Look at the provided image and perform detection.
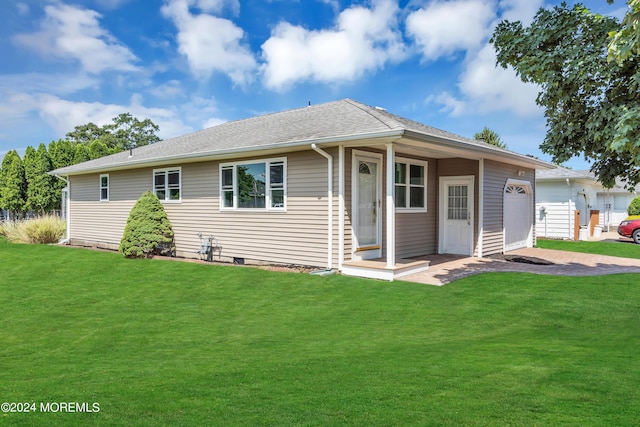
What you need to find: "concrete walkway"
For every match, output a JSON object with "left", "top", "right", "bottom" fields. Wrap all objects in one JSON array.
[{"left": 402, "top": 246, "right": 640, "bottom": 286}]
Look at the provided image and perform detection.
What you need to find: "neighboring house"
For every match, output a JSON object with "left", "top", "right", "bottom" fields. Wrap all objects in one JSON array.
[
  {"left": 51, "top": 99, "right": 551, "bottom": 280},
  {"left": 536, "top": 167, "right": 639, "bottom": 239}
]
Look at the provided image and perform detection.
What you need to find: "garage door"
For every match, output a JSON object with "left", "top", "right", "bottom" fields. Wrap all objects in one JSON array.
[{"left": 504, "top": 183, "right": 532, "bottom": 252}]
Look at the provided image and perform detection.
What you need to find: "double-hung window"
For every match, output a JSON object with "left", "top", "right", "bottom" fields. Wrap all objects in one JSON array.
[
  {"left": 394, "top": 158, "right": 427, "bottom": 212},
  {"left": 154, "top": 168, "right": 181, "bottom": 202},
  {"left": 220, "top": 158, "right": 286, "bottom": 210},
  {"left": 100, "top": 174, "right": 109, "bottom": 201}
]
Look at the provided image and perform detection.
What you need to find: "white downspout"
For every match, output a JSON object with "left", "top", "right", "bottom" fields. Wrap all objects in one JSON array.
[
  {"left": 338, "top": 145, "right": 345, "bottom": 271},
  {"left": 566, "top": 178, "right": 572, "bottom": 239},
  {"left": 54, "top": 174, "right": 70, "bottom": 244},
  {"left": 311, "top": 144, "right": 333, "bottom": 270},
  {"left": 477, "top": 159, "right": 484, "bottom": 257}
]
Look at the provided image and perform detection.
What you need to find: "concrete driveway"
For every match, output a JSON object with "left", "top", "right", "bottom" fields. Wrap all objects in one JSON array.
[{"left": 402, "top": 245, "right": 640, "bottom": 286}]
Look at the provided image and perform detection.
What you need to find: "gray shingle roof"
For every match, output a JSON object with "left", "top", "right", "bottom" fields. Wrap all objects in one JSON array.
[
  {"left": 536, "top": 167, "right": 588, "bottom": 180},
  {"left": 537, "top": 167, "right": 640, "bottom": 192},
  {"left": 51, "top": 98, "right": 545, "bottom": 175}
]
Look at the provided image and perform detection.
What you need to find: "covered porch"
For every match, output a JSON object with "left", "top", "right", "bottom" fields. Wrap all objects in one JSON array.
[{"left": 331, "top": 138, "right": 479, "bottom": 281}]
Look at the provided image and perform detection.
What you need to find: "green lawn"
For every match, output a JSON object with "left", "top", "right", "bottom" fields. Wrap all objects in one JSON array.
[
  {"left": 537, "top": 237, "right": 640, "bottom": 259},
  {"left": 2, "top": 238, "right": 640, "bottom": 426}
]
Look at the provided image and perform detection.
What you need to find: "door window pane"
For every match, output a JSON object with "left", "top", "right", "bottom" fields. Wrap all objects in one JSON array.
[
  {"left": 448, "top": 185, "right": 468, "bottom": 220},
  {"left": 357, "top": 161, "right": 377, "bottom": 246}
]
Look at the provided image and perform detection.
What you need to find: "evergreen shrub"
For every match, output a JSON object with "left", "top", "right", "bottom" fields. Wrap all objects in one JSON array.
[
  {"left": 119, "top": 191, "right": 175, "bottom": 258},
  {"left": 628, "top": 196, "right": 640, "bottom": 216}
]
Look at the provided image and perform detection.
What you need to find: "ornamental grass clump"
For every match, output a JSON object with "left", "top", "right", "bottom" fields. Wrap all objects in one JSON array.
[
  {"left": 0, "top": 215, "right": 66, "bottom": 244},
  {"left": 119, "top": 191, "right": 175, "bottom": 258}
]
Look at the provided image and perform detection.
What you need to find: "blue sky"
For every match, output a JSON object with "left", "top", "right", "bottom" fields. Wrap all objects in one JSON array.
[{"left": 0, "top": 0, "right": 627, "bottom": 169}]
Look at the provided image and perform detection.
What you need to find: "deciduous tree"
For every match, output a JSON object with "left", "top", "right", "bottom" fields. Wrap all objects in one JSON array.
[
  {"left": 492, "top": 3, "right": 639, "bottom": 188},
  {"left": 65, "top": 113, "right": 160, "bottom": 152}
]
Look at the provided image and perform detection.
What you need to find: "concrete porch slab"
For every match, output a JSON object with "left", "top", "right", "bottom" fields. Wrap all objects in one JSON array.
[{"left": 400, "top": 248, "right": 640, "bottom": 286}]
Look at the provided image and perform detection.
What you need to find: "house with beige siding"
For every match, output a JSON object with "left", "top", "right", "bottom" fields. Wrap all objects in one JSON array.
[{"left": 51, "top": 99, "right": 551, "bottom": 280}]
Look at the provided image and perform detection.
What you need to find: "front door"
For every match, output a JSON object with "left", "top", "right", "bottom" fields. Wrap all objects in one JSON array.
[
  {"left": 440, "top": 176, "right": 474, "bottom": 255},
  {"left": 353, "top": 152, "right": 382, "bottom": 260}
]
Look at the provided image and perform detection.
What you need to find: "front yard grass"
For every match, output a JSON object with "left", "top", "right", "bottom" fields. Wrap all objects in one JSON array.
[
  {"left": 537, "top": 237, "right": 640, "bottom": 259},
  {"left": 2, "top": 238, "right": 640, "bottom": 426}
]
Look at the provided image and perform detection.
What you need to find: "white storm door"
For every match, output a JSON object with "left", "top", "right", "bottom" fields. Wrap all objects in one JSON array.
[
  {"left": 353, "top": 152, "right": 382, "bottom": 260},
  {"left": 440, "top": 177, "right": 474, "bottom": 256}
]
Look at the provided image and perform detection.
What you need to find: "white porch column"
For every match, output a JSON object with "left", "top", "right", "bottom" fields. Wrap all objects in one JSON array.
[{"left": 386, "top": 143, "right": 396, "bottom": 268}]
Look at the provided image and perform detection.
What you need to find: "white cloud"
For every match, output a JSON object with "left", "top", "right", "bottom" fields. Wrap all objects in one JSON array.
[
  {"left": 12, "top": 3, "right": 138, "bottom": 74},
  {"left": 0, "top": 93, "right": 191, "bottom": 142},
  {"left": 319, "top": 0, "right": 340, "bottom": 14},
  {"left": 148, "top": 80, "right": 186, "bottom": 99},
  {"left": 455, "top": 44, "right": 540, "bottom": 116},
  {"left": 406, "top": 0, "right": 495, "bottom": 61},
  {"left": 194, "top": 0, "right": 240, "bottom": 15},
  {"left": 16, "top": 2, "right": 29, "bottom": 16},
  {"left": 497, "top": 0, "right": 543, "bottom": 26},
  {"left": 422, "top": 0, "right": 543, "bottom": 118},
  {"left": 95, "top": 0, "right": 132, "bottom": 9},
  {"left": 261, "top": 0, "right": 406, "bottom": 91},
  {"left": 425, "top": 92, "right": 466, "bottom": 116},
  {"left": 161, "top": 0, "right": 256, "bottom": 85},
  {"left": 0, "top": 72, "right": 100, "bottom": 97}
]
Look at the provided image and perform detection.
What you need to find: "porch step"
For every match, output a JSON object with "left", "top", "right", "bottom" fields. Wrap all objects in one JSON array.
[{"left": 341, "top": 258, "right": 430, "bottom": 281}]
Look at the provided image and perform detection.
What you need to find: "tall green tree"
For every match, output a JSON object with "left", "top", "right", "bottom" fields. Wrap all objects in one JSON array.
[
  {"left": 73, "top": 144, "right": 91, "bottom": 164},
  {"left": 24, "top": 144, "right": 56, "bottom": 214},
  {"left": 48, "top": 139, "right": 75, "bottom": 210},
  {"left": 106, "top": 113, "right": 161, "bottom": 151},
  {"left": 0, "top": 150, "right": 27, "bottom": 218},
  {"left": 65, "top": 113, "right": 160, "bottom": 152},
  {"left": 88, "top": 139, "right": 111, "bottom": 160},
  {"left": 64, "top": 122, "right": 108, "bottom": 145},
  {"left": 474, "top": 127, "right": 507, "bottom": 149},
  {"left": 608, "top": 0, "right": 640, "bottom": 66},
  {"left": 48, "top": 139, "right": 76, "bottom": 170},
  {"left": 491, "top": 3, "right": 639, "bottom": 188},
  {"left": 607, "top": 0, "right": 640, "bottom": 168}
]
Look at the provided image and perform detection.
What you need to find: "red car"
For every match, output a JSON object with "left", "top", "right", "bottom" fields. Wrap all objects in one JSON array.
[{"left": 617, "top": 217, "right": 640, "bottom": 244}]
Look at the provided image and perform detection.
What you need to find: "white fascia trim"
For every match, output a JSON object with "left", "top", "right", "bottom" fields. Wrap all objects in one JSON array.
[{"left": 402, "top": 131, "right": 554, "bottom": 169}]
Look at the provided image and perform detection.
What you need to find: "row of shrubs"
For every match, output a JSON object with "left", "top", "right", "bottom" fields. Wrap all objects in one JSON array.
[{"left": 0, "top": 215, "right": 66, "bottom": 244}]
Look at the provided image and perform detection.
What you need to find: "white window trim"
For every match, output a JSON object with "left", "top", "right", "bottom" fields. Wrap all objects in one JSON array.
[
  {"left": 395, "top": 157, "right": 428, "bottom": 213},
  {"left": 99, "top": 174, "right": 109, "bottom": 202},
  {"left": 219, "top": 157, "right": 287, "bottom": 212},
  {"left": 153, "top": 167, "right": 182, "bottom": 203}
]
